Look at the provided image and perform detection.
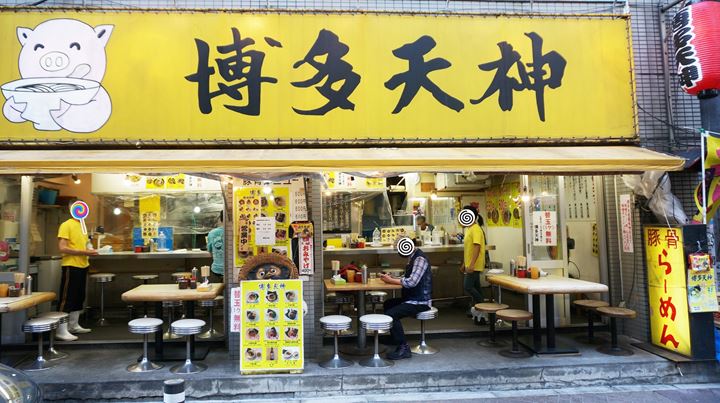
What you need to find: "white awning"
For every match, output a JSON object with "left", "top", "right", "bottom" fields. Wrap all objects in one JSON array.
[{"left": 0, "top": 146, "right": 684, "bottom": 174}]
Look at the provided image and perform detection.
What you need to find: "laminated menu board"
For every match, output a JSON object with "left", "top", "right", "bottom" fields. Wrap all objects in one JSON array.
[{"left": 240, "top": 279, "right": 303, "bottom": 374}]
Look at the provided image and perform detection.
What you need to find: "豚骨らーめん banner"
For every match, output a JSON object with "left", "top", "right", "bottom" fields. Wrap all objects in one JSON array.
[{"left": 0, "top": 11, "right": 637, "bottom": 145}]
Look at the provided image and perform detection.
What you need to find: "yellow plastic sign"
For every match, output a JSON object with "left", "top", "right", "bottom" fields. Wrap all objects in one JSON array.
[
  {"left": 644, "top": 226, "right": 692, "bottom": 357},
  {"left": 240, "top": 280, "right": 303, "bottom": 373},
  {"left": 0, "top": 11, "right": 636, "bottom": 144}
]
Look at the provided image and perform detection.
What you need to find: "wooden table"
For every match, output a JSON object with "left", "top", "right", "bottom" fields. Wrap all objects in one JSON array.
[
  {"left": 122, "top": 284, "right": 224, "bottom": 361},
  {"left": 488, "top": 275, "right": 608, "bottom": 355},
  {"left": 324, "top": 278, "right": 402, "bottom": 354},
  {"left": 0, "top": 292, "right": 56, "bottom": 362}
]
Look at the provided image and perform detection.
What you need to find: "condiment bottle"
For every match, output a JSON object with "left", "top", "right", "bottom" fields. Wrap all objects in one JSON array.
[
  {"left": 191, "top": 267, "right": 198, "bottom": 282},
  {"left": 361, "top": 264, "right": 368, "bottom": 284},
  {"left": 25, "top": 275, "right": 32, "bottom": 296}
]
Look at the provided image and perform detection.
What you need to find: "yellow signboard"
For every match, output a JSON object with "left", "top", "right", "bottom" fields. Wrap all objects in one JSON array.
[
  {"left": 0, "top": 11, "right": 636, "bottom": 144},
  {"left": 240, "top": 280, "right": 303, "bottom": 373},
  {"left": 644, "top": 226, "right": 692, "bottom": 356}
]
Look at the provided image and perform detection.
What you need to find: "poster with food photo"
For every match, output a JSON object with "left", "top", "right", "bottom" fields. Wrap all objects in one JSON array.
[{"left": 240, "top": 279, "right": 304, "bottom": 374}]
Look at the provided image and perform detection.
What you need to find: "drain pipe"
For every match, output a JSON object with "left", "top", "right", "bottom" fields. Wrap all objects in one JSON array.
[
  {"left": 18, "top": 176, "right": 33, "bottom": 275},
  {"left": 613, "top": 176, "right": 626, "bottom": 306},
  {"left": 658, "top": 3, "right": 676, "bottom": 147}
]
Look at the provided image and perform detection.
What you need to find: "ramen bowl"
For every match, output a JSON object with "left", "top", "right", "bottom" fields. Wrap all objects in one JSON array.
[{"left": 1, "top": 77, "right": 100, "bottom": 130}]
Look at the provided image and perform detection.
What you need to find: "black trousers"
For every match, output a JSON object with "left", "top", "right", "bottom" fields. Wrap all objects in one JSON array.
[
  {"left": 58, "top": 266, "right": 88, "bottom": 313},
  {"left": 383, "top": 298, "right": 430, "bottom": 346}
]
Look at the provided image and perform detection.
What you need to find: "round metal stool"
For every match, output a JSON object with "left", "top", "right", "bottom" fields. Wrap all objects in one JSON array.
[
  {"left": 89, "top": 273, "right": 115, "bottom": 326},
  {"left": 319, "top": 315, "right": 354, "bottom": 369},
  {"left": 573, "top": 299, "right": 609, "bottom": 345},
  {"left": 475, "top": 302, "right": 509, "bottom": 348},
  {"left": 366, "top": 291, "right": 387, "bottom": 313},
  {"left": 163, "top": 301, "right": 183, "bottom": 340},
  {"left": 359, "top": 314, "right": 393, "bottom": 368},
  {"left": 127, "top": 317, "right": 164, "bottom": 372},
  {"left": 170, "top": 319, "right": 207, "bottom": 374},
  {"left": 596, "top": 306, "right": 637, "bottom": 356},
  {"left": 133, "top": 274, "right": 159, "bottom": 317},
  {"left": 19, "top": 317, "right": 59, "bottom": 371},
  {"left": 37, "top": 311, "right": 69, "bottom": 360},
  {"left": 412, "top": 306, "right": 438, "bottom": 355},
  {"left": 197, "top": 296, "right": 224, "bottom": 339},
  {"left": 496, "top": 309, "right": 533, "bottom": 359}
]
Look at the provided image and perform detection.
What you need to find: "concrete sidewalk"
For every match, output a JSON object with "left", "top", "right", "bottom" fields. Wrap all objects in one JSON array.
[{"left": 11, "top": 335, "right": 720, "bottom": 401}]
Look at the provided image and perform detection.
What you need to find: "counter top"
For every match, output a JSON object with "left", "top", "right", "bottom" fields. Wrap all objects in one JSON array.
[
  {"left": 121, "top": 283, "right": 224, "bottom": 302},
  {"left": 324, "top": 278, "right": 402, "bottom": 292},
  {"left": 324, "top": 244, "right": 463, "bottom": 255},
  {"left": 91, "top": 251, "right": 211, "bottom": 260},
  {"left": 488, "top": 274, "right": 608, "bottom": 295},
  {"left": 0, "top": 292, "right": 56, "bottom": 313}
]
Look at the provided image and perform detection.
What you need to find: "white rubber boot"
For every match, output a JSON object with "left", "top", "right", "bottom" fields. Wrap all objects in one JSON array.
[
  {"left": 55, "top": 321, "right": 79, "bottom": 341},
  {"left": 68, "top": 311, "right": 92, "bottom": 334}
]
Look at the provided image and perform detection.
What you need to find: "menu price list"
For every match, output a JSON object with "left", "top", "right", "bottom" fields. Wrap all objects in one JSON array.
[{"left": 240, "top": 280, "right": 303, "bottom": 373}]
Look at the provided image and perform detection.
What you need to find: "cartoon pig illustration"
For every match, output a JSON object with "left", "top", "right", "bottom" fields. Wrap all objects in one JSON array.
[{"left": 1, "top": 19, "right": 113, "bottom": 132}]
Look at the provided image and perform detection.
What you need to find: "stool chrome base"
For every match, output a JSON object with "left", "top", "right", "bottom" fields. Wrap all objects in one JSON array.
[
  {"left": 359, "top": 354, "right": 393, "bottom": 368},
  {"left": 96, "top": 317, "right": 110, "bottom": 327},
  {"left": 197, "top": 328, "right": 223, "bottom": 339},
  {"left": 499, "top": 348, "right": 533, "bottom": 358},
  {"left": 411, "top": 341, "right": 437, "bottom": 355},
  {"left": 597, "top": 345, "right": 634, "bottom": 356},
  {"left": 46, "top": 347, "right": 68, "bottom": 361},
  {"left": 477, "top": 339, "right": 508, "bottom": 348},
  {"left": 170, "top": 359, "right": 207, "bottom": 374},
  {"left": 127, "top": 359, "right": 163, "bottom": 372},
  {"left": 18, "top": 356, "right": 56, "bottom": 371},
  {"left": 163, "top": 329, "right": 182, "bottom": 340},
  {"left": 319, "top": 354, "right": 354, "bottom": 369}
]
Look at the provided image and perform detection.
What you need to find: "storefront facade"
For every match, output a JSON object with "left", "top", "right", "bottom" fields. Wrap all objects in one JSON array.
[{"left": 0, "top": 0, "right": 707, "bottom": 374}]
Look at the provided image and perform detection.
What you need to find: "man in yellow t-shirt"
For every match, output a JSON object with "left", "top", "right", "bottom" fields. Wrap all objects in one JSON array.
[
  {"left": 57, "top": 201, "right": 97, "bottom": 339},
  {"left": 460, "top": 205, "right": 487, "bottom": 321}
]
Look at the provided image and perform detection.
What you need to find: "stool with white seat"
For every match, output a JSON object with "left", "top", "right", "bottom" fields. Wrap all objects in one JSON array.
[
  {"left": 37, "top": 311, "right": 69, "bottom": 360},
  {"left": 127, "top": 317, "right": 164, "bottom": 372},
  {"left": 198, "top": 296, "right": 224, "bottom": 339},
  {"left": 475, "top": 302, "right": 509, "bottom": 347},
  {"left": 170, "top": 319, "right": 207, "bottom": 374},
  {"left": 89, "top": 273, "right": 115, "bottom": 326},
  {"left": 412, "top": 306, "right": 438, "bottom": 355},
  {"left": 163, "top": 300, "right": 183, "bottom": 340},
  {"left": 359, "top": 314, "right": 393, "bottom": 368},
  {"left": 366, "top": 291, "right": 387, "bottom": 313},
  {"left": 18, "top": 317, "right": 59, "bottom": 371},
  {"left": 496, "top": 309, "right": 533, "bottom": 359},
  {"left": 319, "top": 315, "right": 354, "bottom": 369},
  {"left": 132, "top": 274, "right": 159, "bottom": 317}
]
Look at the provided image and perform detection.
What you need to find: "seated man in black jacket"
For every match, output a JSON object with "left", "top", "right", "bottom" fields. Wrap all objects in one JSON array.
[{"left": 380, "top": 238, "right": 432, "bottom": 360}]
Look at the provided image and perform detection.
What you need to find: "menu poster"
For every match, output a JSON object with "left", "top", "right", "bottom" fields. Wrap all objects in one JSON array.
[
  {"left": 234, "top": 186, "right": 261, "bottom": 268},
  {"left": 139, "top": 195, "right": 161, "bottom": 241},
  {"left": 240, "top": 280, "right": 304, "bottom": 374},
  {"left": 485, "top": 182, "right": 521, "bottom": 228},
  {"left": 565, "top": 176, "right": 597, "bottom": 221},
  {"left": 687, "top": 253, "right": 719, "bottom": 313},
  {"left": 532, "top": 211, "right": 557, "bottom": 246}
]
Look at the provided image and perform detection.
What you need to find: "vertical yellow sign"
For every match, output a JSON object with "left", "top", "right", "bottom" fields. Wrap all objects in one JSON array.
[
  {"left": 240, "top": 279, "right": 303, "bottom": 373},
  {"left": 644, "top": 226, "right": 692, "bottom": 356}
]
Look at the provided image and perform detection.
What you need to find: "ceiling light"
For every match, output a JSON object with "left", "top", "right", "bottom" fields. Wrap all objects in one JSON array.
[
  {"left": 193, "top": 206, "right": 201, "bottom": 214},
  {"left": 262, "top": 182, "right": 273, "bottom": 195},
  {"left": 72, "top": 174, "right": 81, "bottom": 184},
  {"left": 113, "top": 207, "right": 122, "bottom": 215},
  {"left": 430, "top": 190, "right": 438, "bottom": 200},
  {"left": 521, "top": 186, "right": 531, "bottom": 203}
]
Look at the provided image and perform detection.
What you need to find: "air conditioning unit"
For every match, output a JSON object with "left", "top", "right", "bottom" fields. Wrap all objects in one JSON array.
[{"left": 435, "top": 173, "right": 490, "bottom": 191}]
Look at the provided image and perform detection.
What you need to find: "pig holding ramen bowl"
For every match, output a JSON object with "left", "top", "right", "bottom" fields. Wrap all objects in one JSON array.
[{"left": 2, "top": 19, "right": 113, "bottom": 132}]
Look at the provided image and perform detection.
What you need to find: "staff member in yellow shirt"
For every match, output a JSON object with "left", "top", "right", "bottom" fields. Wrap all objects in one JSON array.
[
  {"left": 57, "top": 200, "right": 97, "bottom": 339},
  {"left": 460, "top": 205, "right": 487, "bottom": 320}
]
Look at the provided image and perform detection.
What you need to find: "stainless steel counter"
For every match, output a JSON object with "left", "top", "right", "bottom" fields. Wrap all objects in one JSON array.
[
  {"left": 90, "top": 251, "right": 211, "bottom": 260},
  {"left": 323, "top": 244, "right": 463, "bottom": 255}
]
